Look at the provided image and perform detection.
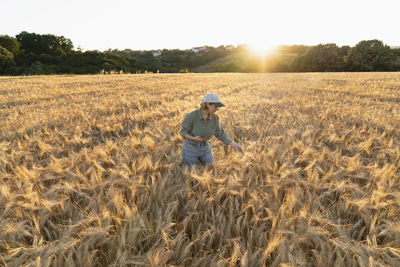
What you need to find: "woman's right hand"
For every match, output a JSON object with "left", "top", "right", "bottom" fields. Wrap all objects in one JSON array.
[{"left": 192, "top": 136, "right": 205, "bottom": 142}]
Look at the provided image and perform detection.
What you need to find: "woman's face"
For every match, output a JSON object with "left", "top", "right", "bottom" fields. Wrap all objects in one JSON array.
[{"left": 207, "top": 103, "right": 219, "bottom": 114}]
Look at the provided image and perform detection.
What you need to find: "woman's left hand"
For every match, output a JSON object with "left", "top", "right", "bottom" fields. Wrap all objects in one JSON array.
[{"left": 230, "top": 142, "right": 244, "bottom": 154}]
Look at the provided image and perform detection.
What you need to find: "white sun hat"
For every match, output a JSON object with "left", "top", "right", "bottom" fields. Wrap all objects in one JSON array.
[{"left": 202, "top": 93, "right": 225, "bottom": 107}]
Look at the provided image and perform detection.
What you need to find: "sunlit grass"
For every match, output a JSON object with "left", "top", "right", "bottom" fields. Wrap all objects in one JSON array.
[{"left": 1, "top": 72, "right": 400, "bottom": 266}]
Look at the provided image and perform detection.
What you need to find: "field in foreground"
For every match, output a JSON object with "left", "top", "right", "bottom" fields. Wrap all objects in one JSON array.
[{"left": 1, "top": 73, "right": 400, "bottom": 266}]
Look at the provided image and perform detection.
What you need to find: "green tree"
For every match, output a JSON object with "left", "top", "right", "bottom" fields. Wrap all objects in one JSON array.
[
  {"left": 276, "top": 44, "right": 309, "bottom": 55},
  {"left": 345, "top": 39, "right": 396, "bottom": 71},
  {"left": 288, "top": 44, "right": 345, "bottom": 72},
  {"left": 288, "top": 52, "right": 310, "bottom": 72},
  {"left": 103, "top": 51, "right": 140, "bottom": 73},
  {"left": 24, "top": 61, "right": 46, "bottom": 75},
  {"left": 390, "top": 48, "right": 400, "bottom": 71},
  {"left": 0, "top": 35, "right": 20, "bottom": 55},
  {"left": 392, "top": 48, "right": 400, "bottom": 57},
  {"left": 16, "top": 31, "right": 73, "bottom": 56},
  {"left": 74, "top": 51, "right": 105, "bottom": 74},
  {"left": 214, "top": 59, "right": 243, "bottom": 72},
  {"left": 0, "top": 46, "right": 15, "bottom": 74}
]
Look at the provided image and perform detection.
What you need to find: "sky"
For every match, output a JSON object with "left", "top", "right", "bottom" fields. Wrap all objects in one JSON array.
[{"left": 2, "top": 0, "right": 399, "bottom": 52}]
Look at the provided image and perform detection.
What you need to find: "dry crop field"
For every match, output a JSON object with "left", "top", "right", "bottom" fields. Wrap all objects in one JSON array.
[{"left": 1, "top": 73, "right": 400, "bottom": 266}]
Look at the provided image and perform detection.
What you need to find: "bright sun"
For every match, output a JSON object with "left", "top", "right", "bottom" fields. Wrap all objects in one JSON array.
[{"left": 248, "top": 42, "right": 277, "bottom": 56}]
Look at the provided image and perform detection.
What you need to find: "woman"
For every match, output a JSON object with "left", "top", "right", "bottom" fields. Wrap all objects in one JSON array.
[{"left": 180, "top": 93, "right": 244, "bottom": 166}]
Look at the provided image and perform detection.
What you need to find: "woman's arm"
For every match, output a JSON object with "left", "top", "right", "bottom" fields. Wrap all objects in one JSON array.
[
  {"left": 184, "top": 134, "right": 205, "bottom": 142},
  {"left": 180, "top": 112, "right": 194, "bottom": 139},
  {"left": 214, "top": 115, "right": 233, "bottom": 145},
  {"left": 215, "top": 116, "right": 244, "bottom": 153}
]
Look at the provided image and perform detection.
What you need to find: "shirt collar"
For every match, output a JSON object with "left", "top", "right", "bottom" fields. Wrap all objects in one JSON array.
[{"left": 198, "top": 108, "right": 213, "bottom": 120}]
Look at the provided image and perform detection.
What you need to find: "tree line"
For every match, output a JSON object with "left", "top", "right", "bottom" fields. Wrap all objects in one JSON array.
[{"left": 0, "top": 31, "right": 399, "bottom": 75}]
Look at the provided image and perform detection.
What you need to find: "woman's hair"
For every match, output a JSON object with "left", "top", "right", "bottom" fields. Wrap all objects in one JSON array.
[
  {"left": 199, "top": 102, "right": 216, "bottom": 119},
  {"left": 200, "top": 101, "right": 208, "bottom": 110}
]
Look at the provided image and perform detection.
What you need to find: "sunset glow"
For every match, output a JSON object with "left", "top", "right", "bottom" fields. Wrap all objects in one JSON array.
[{"left": 1, "top": 0, "right": 400, "bottom": 51}]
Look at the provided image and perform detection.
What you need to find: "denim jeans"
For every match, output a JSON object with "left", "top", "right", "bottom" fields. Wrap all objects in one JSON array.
[{"left": 182, "top": 139, "right": 214, "bottom": 166}]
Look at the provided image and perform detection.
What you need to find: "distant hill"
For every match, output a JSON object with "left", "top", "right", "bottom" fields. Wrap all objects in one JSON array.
[
  {"left": 192, "top": 54, "right": 238, "bottom": 72},
  {"left": 192, "top": 50, "right": 301, "bottom": 73}
]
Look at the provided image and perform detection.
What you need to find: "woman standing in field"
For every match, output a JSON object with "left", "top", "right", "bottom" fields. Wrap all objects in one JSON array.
[{"left": 180, "top": 93, "right": 244, "bottom": 166}]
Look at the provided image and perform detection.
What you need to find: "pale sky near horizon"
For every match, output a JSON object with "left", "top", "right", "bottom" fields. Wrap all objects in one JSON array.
[{"left": 1, "top": 0, "right": 399, "bottom": 52}]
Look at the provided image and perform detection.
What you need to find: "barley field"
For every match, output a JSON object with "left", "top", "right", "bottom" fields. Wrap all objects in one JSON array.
[{"left": 1, "top": 73, "right": 400, "bottom": 266}]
